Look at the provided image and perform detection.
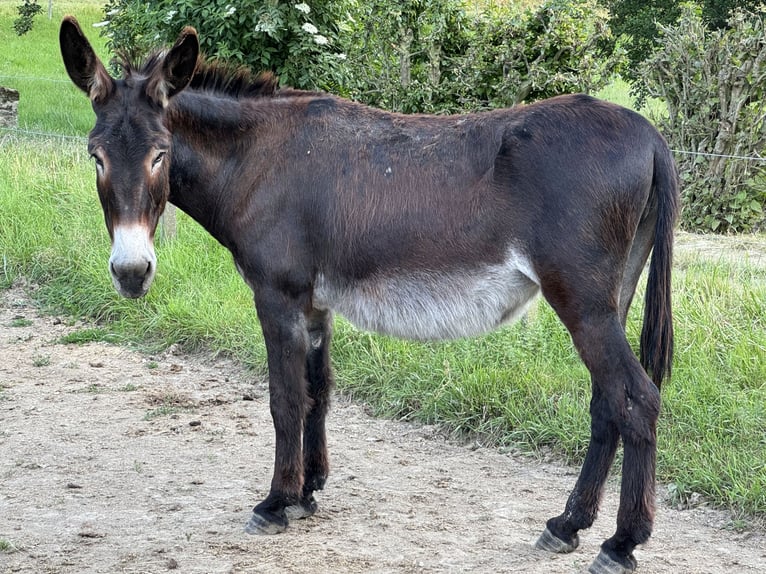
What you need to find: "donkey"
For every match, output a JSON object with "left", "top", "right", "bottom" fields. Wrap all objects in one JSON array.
[{"left": 60, "top": 17, "right": 678, "bottom": 574}]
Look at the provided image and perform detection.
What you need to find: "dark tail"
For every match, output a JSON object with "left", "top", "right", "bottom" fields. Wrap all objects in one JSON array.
[{"left": 640, "top": 142, "right": 679, "bottom": 389}]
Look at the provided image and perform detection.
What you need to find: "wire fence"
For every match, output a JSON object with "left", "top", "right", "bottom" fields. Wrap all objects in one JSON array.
[
  {"left": 3, "top": 125, "right": 766, "bottom": 167},
  {"left": 2, "top": 75, "right": 766, "bottom": 167},
  {"left": 0, "top": 126, "right": 87, "bottom": 143}
]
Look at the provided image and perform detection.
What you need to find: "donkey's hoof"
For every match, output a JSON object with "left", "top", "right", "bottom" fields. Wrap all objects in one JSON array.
[
  {"left": 244, "top": 510, "right": 288, "bottom": 535},
  {"left": 588, "top": 549, "right": 636, "bottom": 574},
  {"left": 535, "top": 527, "right": 579, "bottom": 554},
  {"left": 285, "top": 495, "right": 318, "bottom": 520}
]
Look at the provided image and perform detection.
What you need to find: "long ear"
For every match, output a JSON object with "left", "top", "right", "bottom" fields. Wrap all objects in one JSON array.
[
  {"left": 60, "top": 15, "right": 114, "bottom": 103},
  {"left": 146, "top": 27, "right": 199, "bottom": 107}
]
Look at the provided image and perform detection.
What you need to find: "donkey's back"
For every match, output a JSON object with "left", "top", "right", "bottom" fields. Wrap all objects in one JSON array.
[{"left": 292, "top": 95, "right": 668, "bottom": 343}]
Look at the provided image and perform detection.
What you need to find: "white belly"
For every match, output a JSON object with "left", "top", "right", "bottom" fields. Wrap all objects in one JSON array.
[{"left": 313, "top": 249, "right": 540, "bottom": 341}]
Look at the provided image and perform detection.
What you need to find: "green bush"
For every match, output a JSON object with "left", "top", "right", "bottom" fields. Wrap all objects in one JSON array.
[
  {"left": 452, "top": 0, "right": 619, "bottom": 108},
  {"left": 101, "top": 0, "right": 349, "bottom": 92},
  {"left": 13, "top": 0, "right": 43, "bottom": 36},
  {"left": 101, "top": 0, "right": 620, "bottom": 112},
  {"left": 641, "top": 5, "right": 766, "bottom": 232},
  {"left": 600, "top": 0, "right": 764, "bottom": 89},
  {"left": 343, "top": 0, "right": 620, "bottom": 112}
]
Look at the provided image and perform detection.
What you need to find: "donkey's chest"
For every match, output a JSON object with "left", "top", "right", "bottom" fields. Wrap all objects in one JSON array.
[{"left": 313, "top": 250, "right": 540, "bottom": 341}]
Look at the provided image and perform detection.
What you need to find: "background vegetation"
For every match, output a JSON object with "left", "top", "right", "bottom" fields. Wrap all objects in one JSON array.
[
  {"left": 87, "top": 0, "right": 766, "bottom": 231},
  {"left": 599, "top": 0, "right": 764, "bottom": 84},
  {"left": 1, "top": 0, "right": 765, "bottom": 524},
  {"left": 640, "top": 5, "right": 766, "bottom": 233},
  {"left": 95, "top": 0, "right": 619, "bottom": 112}
]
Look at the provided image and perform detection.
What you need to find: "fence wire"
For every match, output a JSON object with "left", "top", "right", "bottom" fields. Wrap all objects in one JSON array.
[{"left": 2, "top": 75, "right": 766, "bottom": 163}]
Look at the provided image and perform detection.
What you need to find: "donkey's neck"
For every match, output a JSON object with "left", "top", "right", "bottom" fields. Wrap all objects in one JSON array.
[{"left": 165, "top": 93, "right": 257, "bottom": 248}]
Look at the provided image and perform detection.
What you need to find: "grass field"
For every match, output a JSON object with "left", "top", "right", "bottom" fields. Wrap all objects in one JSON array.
[
  {"left": 0, "top": 1, "right": 105, "bottom": 134},
  {"left": 1, "top": 2, "right": 765, "bottom": 523}
]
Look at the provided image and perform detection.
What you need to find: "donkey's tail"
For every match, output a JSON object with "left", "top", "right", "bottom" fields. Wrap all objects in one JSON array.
[{"left": 640, "top": 142, "right": 679, "bottom": 389}]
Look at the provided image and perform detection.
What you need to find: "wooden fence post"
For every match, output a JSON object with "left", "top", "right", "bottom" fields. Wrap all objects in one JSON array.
[{"left": 159, "top": 205, "right": 177, "bottom": 243}]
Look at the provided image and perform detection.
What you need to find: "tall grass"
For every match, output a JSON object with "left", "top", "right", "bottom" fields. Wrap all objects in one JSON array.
[
  {"left": 1, "top": 2, "right": 764, "bottom": 521},
  {"left": 0, "top": 1, "right": 105, "bottom": 134}
]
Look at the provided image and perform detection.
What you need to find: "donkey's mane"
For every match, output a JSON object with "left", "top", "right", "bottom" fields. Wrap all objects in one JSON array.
[
  {"left": 189, "top": 59, "right": 280, "bottom": 99},
  {"left": 122, "top": 50, "right": 281, "bottom": 100}
]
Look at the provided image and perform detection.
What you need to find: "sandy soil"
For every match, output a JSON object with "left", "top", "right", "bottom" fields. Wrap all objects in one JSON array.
[{"left": 1, "top": 284, "right": 764, "bottom": 574}]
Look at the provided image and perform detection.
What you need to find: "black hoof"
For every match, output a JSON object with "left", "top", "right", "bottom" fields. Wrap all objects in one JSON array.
[
  {"left": 245, "top": 507, "right": 288, "bottom": 535},
  {"left": 535, "top": 527, "right": 579, "bottom": 554},
  {"left": 588, "top": 549, "right": 637, "bottom": 574},
  {"left": 285, "top": 494, "right": 318, "bottom": 521}
]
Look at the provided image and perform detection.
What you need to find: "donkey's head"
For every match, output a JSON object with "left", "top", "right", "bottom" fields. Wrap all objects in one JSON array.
[{"left": 60, "top": 17, "right": 199, "bottom": 298}]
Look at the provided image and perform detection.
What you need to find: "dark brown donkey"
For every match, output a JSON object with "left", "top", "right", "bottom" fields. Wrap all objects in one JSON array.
[{"left": 60, "top": 17, "right": 678, "bottom": 574}]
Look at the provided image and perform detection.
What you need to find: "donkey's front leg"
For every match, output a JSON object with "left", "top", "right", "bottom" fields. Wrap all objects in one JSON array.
[
  {"left": 299, "top": 308, "right": 334, "bottom": 510},
  {"left": 246, "top": 288, "right": 312, "bottom": 535}
]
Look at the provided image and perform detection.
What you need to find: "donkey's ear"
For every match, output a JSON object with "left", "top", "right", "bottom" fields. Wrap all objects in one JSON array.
[
  {"left": 147, "top": 27, "right": 199, "bottom": 107},
  {"left": 60, "top": 16, "right": 114, "bottom": 103}
]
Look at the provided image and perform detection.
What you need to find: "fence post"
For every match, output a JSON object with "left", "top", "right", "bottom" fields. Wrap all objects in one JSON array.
[
  {"left": 0, "top": 86, "right": 20, "bottom": 129},
  {"left": 159, "top": 204, "right": 177, "bottom": 242}
]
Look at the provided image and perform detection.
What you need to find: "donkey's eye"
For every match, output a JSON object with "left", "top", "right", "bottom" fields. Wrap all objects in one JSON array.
[
  {"left": 91, "top": 154, "right": 104, "bottom": 171},
  {"left": 152, "top": 151, "right": 167, "bottom": 169}
]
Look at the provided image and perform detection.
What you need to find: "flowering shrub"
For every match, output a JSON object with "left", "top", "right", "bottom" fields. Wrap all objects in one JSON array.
[
  {"left": 101, "top": 0, "right": 619, "bottom": 112},
  {"left": 101, "top": 0, "right": 349, "bottom": 91}
]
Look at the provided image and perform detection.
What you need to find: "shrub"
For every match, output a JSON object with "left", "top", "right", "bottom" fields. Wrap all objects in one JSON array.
[
  {"left": 101, "top": 0, "right": 349, "bottom": 92},
  {"left": 101, "top": 0, "right": 620, "bottom": 112},
  {"left": 641, "top": 5, "right": 766, "bottom": 232},
  {"left": 600, "top": 0, "right": 764, "bottom": 89},
  {"left": 343, "top": 0, "right": 622, "bottom": 112},
  {"left": 14, "top": 0, "right": 43, "bottom": 36}
]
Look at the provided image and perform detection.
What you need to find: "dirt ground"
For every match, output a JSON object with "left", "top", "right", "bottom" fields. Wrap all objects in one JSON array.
[{"left": 1, "top": 281, "right": 764, "bottom": 574}]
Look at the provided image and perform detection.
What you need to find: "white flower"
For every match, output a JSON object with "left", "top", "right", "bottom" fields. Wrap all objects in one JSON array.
[
  {"left": 313, "top": 34, "right": 328, "bottom": 45},
  {"left": 225, "top": 5, "right": 236, "bottom": 17},
  {"left": 107, "top": 8, "right": 120, "bottom": 16},
  {"left": 336, "top": 53, "right": 347, "bottom": 60},
  {"left": 295, "top": 3, "right": 311, "bottom": 14},
  {"left": 301, "top": 22, "right": 318, "bottom": 34},
  {"left": 92, "top": 21, "right": 109, "bottom": 28}
]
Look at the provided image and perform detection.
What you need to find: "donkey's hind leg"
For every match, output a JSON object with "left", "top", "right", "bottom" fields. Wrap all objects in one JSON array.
[
  {"left": 536, "top": 380, "right": 620, "bottom": 553},
  {"left": 286, "top": 308, "right": 335, "bottom": 521},
  {"left": 537, "top": 307, "right": 660, "bottom": 574},
  {"left": 618, "top": 212, "right": 656, "bottom": 328}
]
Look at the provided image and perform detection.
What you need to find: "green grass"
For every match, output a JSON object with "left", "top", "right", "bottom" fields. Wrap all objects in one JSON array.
[
  {"left": 0, "top": 1, "right": 106, "bottom": 135},
  {"left": 32, "top": 354, "right": 51, "bottom": 367},
  {"left": 595, "top": 76, "right": 667, "bottom": 119},
  {"left": 0, "top": 537, "right": 17, "bottom": 553},
  {"left": 59, "top": 327, "right": 122, "bottom": 344},
  {"left": 1, "top": 2, "right": 765, "bottom": 522}
]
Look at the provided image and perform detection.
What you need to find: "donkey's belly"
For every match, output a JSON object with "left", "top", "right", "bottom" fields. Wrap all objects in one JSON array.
[{"left": 314, "top": 250, "right": 541, "bottom": 341}]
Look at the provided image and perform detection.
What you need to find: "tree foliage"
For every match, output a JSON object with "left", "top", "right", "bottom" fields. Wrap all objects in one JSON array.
[
  {"left": 341, "top": 0, "right": 619, "bottom": 112},
  {"left": 14, "top": 0, "right": 43, "bottom": 36},
  {"left": 600, "top": 0, "right": 764, "bottom": 86},
  {"left": 101, "top": 0, "right": 349, "bottom": 91},
  {"left": 641, "top": 5, "right": 766, "bottom": 232},
  {"left": 101, "top": 0, "right": 620, "bottom": 112}
]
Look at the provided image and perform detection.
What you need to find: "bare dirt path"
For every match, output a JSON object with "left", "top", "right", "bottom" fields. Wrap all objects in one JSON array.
[{"left": 1, "top": 285, "right": 764, "bottom": 574}]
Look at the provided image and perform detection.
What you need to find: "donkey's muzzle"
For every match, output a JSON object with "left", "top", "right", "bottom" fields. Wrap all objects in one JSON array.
[
  {"left": 110, "top": 259, "right": 153, "bottom": 298},
  {"left": 109, "top": 224, "right": 157, "bottom": 298}
]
